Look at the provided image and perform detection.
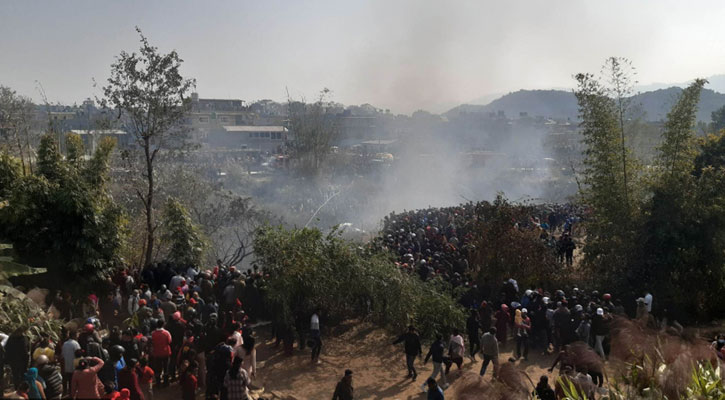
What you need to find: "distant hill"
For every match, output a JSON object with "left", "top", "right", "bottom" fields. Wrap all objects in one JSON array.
[{"left": 448, "top": 87, "right": 725, "bottom": 122}]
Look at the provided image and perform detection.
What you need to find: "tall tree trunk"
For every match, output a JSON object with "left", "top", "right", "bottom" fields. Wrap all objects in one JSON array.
[{"left": 144, "top": 140, "right": 155, "bottom": 266}]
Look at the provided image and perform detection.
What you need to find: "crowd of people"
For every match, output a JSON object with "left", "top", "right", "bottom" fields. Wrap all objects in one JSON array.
[
  {"left": 0, "top": 261, "right": 278, "bottom": 400},
  {"left": 390, "top": 284, "right": 659, "bottom": 399},
  {"left": 378, "top": 202, "right": 585, "bottom": 286}
]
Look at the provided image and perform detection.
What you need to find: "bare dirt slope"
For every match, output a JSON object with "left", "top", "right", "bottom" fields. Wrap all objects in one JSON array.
[{"left": 245, "top": 321, "right": 553, "bottom": 399}]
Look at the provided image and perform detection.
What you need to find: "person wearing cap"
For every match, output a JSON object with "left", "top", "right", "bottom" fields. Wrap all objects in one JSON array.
[
  {"left": 514, "top": 309, "right": 531, "bottom": 361},
  {"left": 331, "top": 369, "right": 353, "bottom": 400},
  {"left": 36, "top": 354, "right": 63, "bottom": 399},
  {"left": 592, "top": 308, "right": 608, "bottom": 360}
]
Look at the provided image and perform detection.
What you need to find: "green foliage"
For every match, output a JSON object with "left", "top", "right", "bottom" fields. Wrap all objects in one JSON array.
[
  {"left": 686, "top": 362, "right": 725, "bottom": 400},
  {"left": 471, "top": 195, "right": 564, "bottom": 291},
  {"left": 253, "top": 225, "right": 465, "bottom": 340},
  {"left": 0, "top": 291, "right": 64, "bottom": 343},
  {"left": 0, "top": 151, "right": 22, "bottom": 200},
  {"left": 0, "top": 134, "right": 124, "bottom": 289},
  {"left": 574, "top": 69, "right": 641, "bottom": 283},
  {"left": 657, "top": 79, "right": 706, "bottom": 182},
  {"left": 694, "top": 133, "right": 725, "bottom": 176},
  {"left": 710, "top": 104, "right": 725, "bottom": 133},
  {"left": 633, "top": 80, "right": 725, "bottom": 320},
  {"left": 161, "top": 197, "right": 207, "bottom": 267},
  {"left": 101, "top": 27, "right": 196, "bottom": 266}
]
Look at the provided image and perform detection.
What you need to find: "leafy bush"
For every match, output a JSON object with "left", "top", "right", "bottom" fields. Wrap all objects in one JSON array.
[
  {"left": 161, "top": 197, "right": 208, "bottom": 267},
  {"left": 253, "top": 225, "right": 465, "bottom": 339},
  {"left": 0, "top": 134, "right": 124, "bottom": 289},
  {"left": 0, "top": 288, "right": 64, "bottom": 343}
]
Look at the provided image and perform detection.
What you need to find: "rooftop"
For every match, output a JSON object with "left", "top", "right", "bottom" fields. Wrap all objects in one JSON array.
[{"left": 223, "top": 125, "right": 287, "bottom": 133}]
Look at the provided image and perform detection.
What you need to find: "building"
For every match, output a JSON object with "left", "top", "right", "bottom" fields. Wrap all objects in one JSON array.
[
  {"left": 207, "top": 125, "right": 288, "bottom": 151},
  {"left": 188, "top": 93, "right": 256, "bottom": 141},
  {"left": 69, "top": 129, "right": 131, "bottom": 153}
]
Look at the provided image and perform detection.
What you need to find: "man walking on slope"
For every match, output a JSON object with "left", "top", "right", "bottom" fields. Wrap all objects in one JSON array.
[
  {"left": 423, "top": 335, "right": 448, "bottom": 390},
  {"left": 480, "top": 327, "right": 500, "bottom": 379},
  {"left": 393, "top": 326, "right": 422, "bottom": 381}
]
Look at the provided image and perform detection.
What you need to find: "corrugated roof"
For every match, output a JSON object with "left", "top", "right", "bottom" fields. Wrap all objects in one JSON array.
[
  {"left": 223, "top": 125, "right": 287, "bottom": 133},
  {"left": 70, "top": 129, "right": 127, "bottom": 135}
]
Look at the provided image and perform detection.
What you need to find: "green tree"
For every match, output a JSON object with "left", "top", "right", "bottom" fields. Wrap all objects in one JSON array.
[
  {"left": 574, "top": 70, "right": 641, "bottom": 282},
  {"left": 0, "top": 152, "right": 22, "bottom": 200},
  {"left": 694, "top": 132, "right": 725, "bottom": 175},
  {"left": 161, "top": 198, "right": 207, "bottom": 267},
  {"left": 0, "top": 134, "right": 123, "bottom": 289},
  {"left": 637, "top": 79, "right": 725, "bottom": 320},
  {"left": 254, "top": 226, "right": 465, "bottom": 339},
  {"left": 710, "top": 104, "right": 725, "bottom": 133},
  {"left": 101, "top": 27, "right": 195, "bottom": 266}
]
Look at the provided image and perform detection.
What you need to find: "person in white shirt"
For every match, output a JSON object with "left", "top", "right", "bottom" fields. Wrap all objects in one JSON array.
[
  {"left": 644, "top": 292, "right": 653, "bottom": 313},
  {"left": 61, "top": 331, "right": 81, "bottom": 395},
  {"left": 310, "top": 311, "right": 322, "bottom": 363}
]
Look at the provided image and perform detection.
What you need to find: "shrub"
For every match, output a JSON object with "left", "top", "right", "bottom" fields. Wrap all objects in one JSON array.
[{"left": 253, "top": 225, "right": 465, "bottom": 339}]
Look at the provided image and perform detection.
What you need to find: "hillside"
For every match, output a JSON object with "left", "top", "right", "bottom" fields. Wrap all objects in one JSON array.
[{"left": 448, "top": 87, "right": 725, "bottom": 122}]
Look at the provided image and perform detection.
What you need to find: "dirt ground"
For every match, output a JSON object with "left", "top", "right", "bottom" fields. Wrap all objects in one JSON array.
[{"left": 155, "top": 321, "right": 558, "bottom": 400}]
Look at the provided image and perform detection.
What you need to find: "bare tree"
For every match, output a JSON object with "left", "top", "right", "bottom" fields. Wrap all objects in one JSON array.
[
  {"left": 100, "top": 28, "right": 195, "bottom": 266},
  {"left": 287, "top": 88, "right": 339, "bottom": 175},
  {"left": 0, "top": 86, "right": 36, "bottom": 174}
]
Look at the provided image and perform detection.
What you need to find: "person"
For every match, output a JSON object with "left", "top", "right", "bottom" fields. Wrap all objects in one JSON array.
[
  {"left": 592, "top": 308, "right": 608, "bottom": 360},
  {"left": 445, "top": 329, "right": 464, "bottom": 374},
  {"left": 644, "top": 292, "right": 653, "bottom": 314},
  {"left": 534, "top": 376, "right": 556, "bottom": 400},
  {"left": 331, "top": 369, "right": 353, "bottom": 400},
  {"left": 222, "top": 356, "right": 249, "bottom": 400},
  {"left": 36, "top": 355, "right": 63, "bottom": 400},
  {"left": 32, "top": 336, "right": 55, "bottom": 363},
  {"left": 310, "top": 311, "right": 322, "bottom": 364},
  {"left": 466, "top": 310, "right": 481, "bottom": 361},
  {"left": 423, "top": 335, "right": 447, "bottom": 390},
  {"left": 71, "top": 357, "right": 105, "bottom": 399},
  {"left": 6, "top": 327, "right": 31, "bottom": 390},
  {"left": 61, "top": 330, "right": 81, "bottom": 396},
  {"left": 23, "top": 367, "right": 46, "bottom": 400},
  {"left": 151, "top": 320, "right": 172, "bottom": 387},
  {"left": 480, "top": 328, "right": 499, "bottom": 378},
  {"left": 494, "top": 305, "right": 509, "bottom": 347},
  {"left": 179, "top": 361, "right": 199, "bottom": 400},
  {"left": 392, "top": 326, "right": 422, "bottom": 381},
  {"left": 136, "top": 358, "right": 154, "bottom": 400},
  {"left": 426, "top": 377, "right": 444, "bottom": 400},
  {"left": 98, "top": 345, "right": 125, "bottom": 391},
  {"left": 9, "top": 381, "right": 30, "bottom": 400},
  {"left": 575, "top": 314, "right": 591, "bottom": 345},
  {"left": 239, "top": 337, "right": 257, "bottom": 381},
  {"left": 514, "top": 309, "right": 531, "bottom": 361},
  {"left": 118, "top": 358, "right": 144, "bottom": 400}
]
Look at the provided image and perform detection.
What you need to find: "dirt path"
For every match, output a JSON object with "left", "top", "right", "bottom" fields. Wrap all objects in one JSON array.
[{"left": 234, "top": 322, "right": 554, "bottom": 399}]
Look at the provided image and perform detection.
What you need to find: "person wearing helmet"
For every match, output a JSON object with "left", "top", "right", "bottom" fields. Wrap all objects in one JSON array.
[
  {"left": 36, "top": 354, "right": 63, "bottom": 399},
  {"left": 99, "top": 344, "right": 126, "bottom": 390}
]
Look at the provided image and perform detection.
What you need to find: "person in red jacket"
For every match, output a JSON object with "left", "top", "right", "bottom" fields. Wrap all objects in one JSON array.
[
  {"left": 151, "top": 320, "right": 172, "bottom": 387},
  {"left": 118, "top": 358, "right": 144, "bottom": 400}
]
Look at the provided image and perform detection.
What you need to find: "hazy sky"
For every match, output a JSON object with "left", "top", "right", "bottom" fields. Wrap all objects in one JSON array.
[{"left": 2, "top": 0, "right": 724, "bottom": 114}]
